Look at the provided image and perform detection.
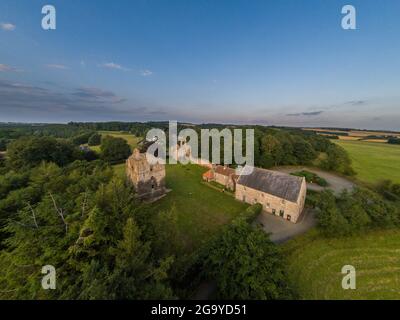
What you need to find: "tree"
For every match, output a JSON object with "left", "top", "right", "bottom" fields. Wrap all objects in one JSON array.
[
  {"left": 0, "top": 138, "right": 9, "bottom": 151},
  {"left": 260, "top": 135, "right": 284, "bottom": 167},
  {"left": 388, "top": 137, "right": 400, "bottom": 145},
  {"left": 152, "top": 206, "right": 182, "bottom": 257},
  {"left": 338, "top": 191, "right": 371, "bottom": 233},
  {"left": 6, "top": 136, "right": 81, "bottom": 169},
  {"left": 88, "top": 133, "right": 102, "bottom": 146},
  {"left": 71, "top": 131, "right": 95, "bottom": 145},
  {"left": 292, "top": 136, "right": 317, "bottom": 164},
  {"left": 316, "top": 191, "right": 350, "bottom": 237},
  {"left": 321, "top": 145, "right": 355, "bottom": 175},
  {"left": 107, "top": 218, "right": 175, "bottom": 299},
  {"left": 100, "top": 136, "right": 131, "bottom": 163},
  {"left": 203, "top": 218, "right": 292, "bottom": 299},
  {"left": 0, "top": 161, "right": 174, "bottom": 300}
]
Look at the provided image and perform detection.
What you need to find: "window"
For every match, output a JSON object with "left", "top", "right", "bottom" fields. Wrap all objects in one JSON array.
[
  {"left": 279, "top": 210, "right": 284, "bottom": 217},
  {"left": 287, "top": 215, "right": 291, "bottom": 221},
  {"left": 272, "top": 209, "right": 276, "bottom": 215},
  {"left": 267, "top": 203, "right": 270, "bottom": 207}
]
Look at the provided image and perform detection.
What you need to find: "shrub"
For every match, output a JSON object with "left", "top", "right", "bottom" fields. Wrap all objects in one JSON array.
[
  {"left": 88, "top": 133, "right": 102, "bottom": 146},
  {"left": 291, "top": 170, "right": 328, "bottom": 187},
  {"left": 239, "top": 203, "right": 262, "bottom": 222},
  {"left": 388, "top": 137, "right": 400, "bottom": 145}
]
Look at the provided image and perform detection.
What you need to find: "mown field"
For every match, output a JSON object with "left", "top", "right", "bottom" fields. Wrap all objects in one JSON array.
[
  {"left": 114, "top": 163, "right": 248, "bottom": 252},
  {"left": 334, "top": 140, "right": 400, "bottom": 184},
  {"left": 89, "top": 131, "right": 141, "bottom": 152},
  {"left": 283, "top": 229, "right": 400, "bottom": 299},
  {"left": 99, "top": 131, "right": 141, "bottom": 147}
]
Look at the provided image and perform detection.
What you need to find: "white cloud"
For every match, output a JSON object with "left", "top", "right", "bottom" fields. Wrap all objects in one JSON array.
[
  {"left": 1, "top": 23, "right": 16, "bottom": 31},
  {"left": 0, "top": 64, "right": 19, "bottom": 72},
  {"left": 46, "top": 64, "right": 69, "bottom": 70},
  {"left": 141, "top": 69, "right": 153, "bottom": 76},
  {"left": 101, "top": 62, "right": 129, "bottom": 71}
]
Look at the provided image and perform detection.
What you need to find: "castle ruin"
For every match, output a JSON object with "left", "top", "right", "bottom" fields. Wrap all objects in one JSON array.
[{"left": 126, "top": 147, "right": 166, "bottom": 201}]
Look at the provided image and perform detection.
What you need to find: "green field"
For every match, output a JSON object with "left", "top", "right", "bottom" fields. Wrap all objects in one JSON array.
[
  {"left": 99, "top": 131, "right": 141, "bottom": 148},
  {"left": 334, "top": 140, "right": 400, "bottom": 184},
  {"left": 87, "top": 131, "right": 141, "bottom": 153},
  {"left": 283, "top": 229, "right": 400, "bottom": 299},
  {"left": 114, "top": 163, "right": 248, "bottom": 252}
]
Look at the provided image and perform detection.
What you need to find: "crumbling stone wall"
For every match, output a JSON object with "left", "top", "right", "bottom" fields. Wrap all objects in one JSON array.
[{"left": 126, "top": 148, "right": 166, "bottom": 200}]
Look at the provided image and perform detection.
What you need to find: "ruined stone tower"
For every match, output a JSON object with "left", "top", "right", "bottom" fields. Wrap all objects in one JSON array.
[{"left": 126, "top": 147, "right": 166, "bottom": 201}]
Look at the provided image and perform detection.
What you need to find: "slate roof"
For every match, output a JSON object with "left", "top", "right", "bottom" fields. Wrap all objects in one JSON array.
[
  {"left": 214, "top": 165, "right": 236, "bottom": 177},
  {"left": 237, "top": 166, "right": 304, "bottom": 203}
]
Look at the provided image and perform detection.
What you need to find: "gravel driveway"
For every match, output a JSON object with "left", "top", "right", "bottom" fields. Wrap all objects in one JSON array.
[
  {"left": 274, "top": 166, "right": 356, "bottom": 195},
  {"left": 255, "top": 208, "right": 316, "bottom": 243}
]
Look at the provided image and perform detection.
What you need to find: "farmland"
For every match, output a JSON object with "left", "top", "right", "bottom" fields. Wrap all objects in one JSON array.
[
  {"left": 334, "top": 140, "right": 400, "bottom": 184},
  {"left": 303, "top": 127, "right": 400, "bottom": 143},
  {"left": 283, "top": 229, "right": 400, "bottom": 300},
  {"left": 99, "top": 131, "right": 141, "bottom": 148}
]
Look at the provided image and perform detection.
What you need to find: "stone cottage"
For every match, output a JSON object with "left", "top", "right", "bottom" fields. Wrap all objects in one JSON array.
[
  {"left": 202, "top": 165, "right": 238, "bottom": 191},
  {"left": 235, "top": 166, "right": 306, "bottom": 223}
]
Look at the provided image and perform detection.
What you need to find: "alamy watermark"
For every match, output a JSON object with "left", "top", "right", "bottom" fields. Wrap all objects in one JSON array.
[
  {"left": 41, "top": 265, "right": 56, "bottom": 290},
  {"left": 341, "top": 265, "right": 356, "bottom": 290},
  {"left": 41, "top": 5, "right": 56, "bottom": 30},
  {"left": 144, "top": 121, "right": 254, "bottom": 175},
  {"left": 40, "top": 4, "right": 357, "bottom": 31}
]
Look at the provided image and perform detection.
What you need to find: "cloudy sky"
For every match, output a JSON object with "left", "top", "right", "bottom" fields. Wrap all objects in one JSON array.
[{"left": 0, "top": 0, "right": 400, "bottom": 130}]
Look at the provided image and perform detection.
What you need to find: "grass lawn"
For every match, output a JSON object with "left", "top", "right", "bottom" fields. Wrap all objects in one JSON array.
[
  {"left": 334, "top": 140, "right": 400, "bottom": 184},
  {"left": 98, "top": 131, "right": 141, "bottom": 149},
  {"left": 283, "top": 229, "right": 400, "bottom": 299},
  {"left": 113, "top": 163, "right": 126, "bottom": 178},
  {"left": 154, "top": 164, "right": 248, "bottom": 252},
  {"left": 116, "top": 163, "right": 248, "bottom": 252}
]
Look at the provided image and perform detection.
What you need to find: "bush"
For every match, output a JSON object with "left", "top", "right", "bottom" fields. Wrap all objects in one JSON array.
[
  {"left": 376, "top": 180, "right": 400, "bottom": 202},
  {"left": 321, "top": 145, "right": 355, "bottom": 176},
  {"left": 291, "top": 170, "right": 328, "bottom": 187},
  {"left": 0, "top": 138, "right": 9, "bottom": 152},
  {"left": 88, "top": 133, "right": 102, "bottom": 146},
  {"left": 71, "top": 131, "right": 95, "bottom": 145},
  {"left": 388, "top": 137, "right": 400, "bottom": 145},
  {"left": 239, "top": 203, "right": 262, "bottom": 222}
]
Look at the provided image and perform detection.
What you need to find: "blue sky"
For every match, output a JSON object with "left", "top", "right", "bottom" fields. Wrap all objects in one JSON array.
[{"left": 0, "top": 0, "right": 399, "bottom": 130}]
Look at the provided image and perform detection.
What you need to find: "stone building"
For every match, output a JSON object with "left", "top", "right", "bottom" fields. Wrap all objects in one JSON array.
[
  {"left": 126, "top": 147, "right": 166, "bottom": 201},
  {"left": 214, "top": 166, "right": 238, "bottom": 191},
  {"left": 235, "top": 166, "right": 306, "bottom": 223},
  {"left": 202, "top": 165, "right": 238, "bottom": 191}
]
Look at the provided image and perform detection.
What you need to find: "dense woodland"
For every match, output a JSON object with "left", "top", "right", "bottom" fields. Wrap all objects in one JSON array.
[
  {"left": 0, "top": 122, "right": 399, "bottom": 299},
  {"left": 0, "top": 122, "right": 355, "bottom": 174}
]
